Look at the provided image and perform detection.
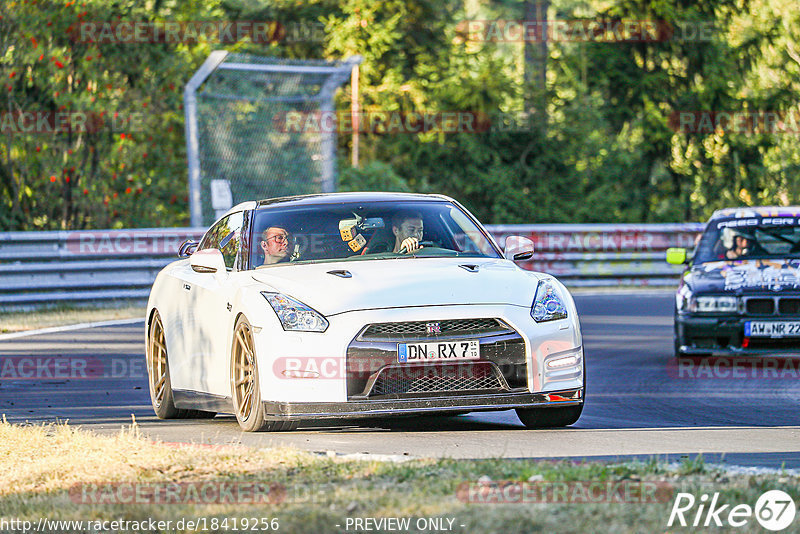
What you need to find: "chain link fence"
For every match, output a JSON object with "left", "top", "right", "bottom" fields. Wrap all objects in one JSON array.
[{"left": 185, "top": 51, "right": 361, "bottom": 226}]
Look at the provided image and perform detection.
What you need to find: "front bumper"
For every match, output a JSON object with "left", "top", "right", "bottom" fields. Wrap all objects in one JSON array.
[
  {"left": 261, "top": 387, "right": 583, "bottom": 420},
  {"left": 676, "top": 313, "right": 800, "bottom": 356},
  {"left": 257, "top": 304, "right": 583, "bottom": 405}
]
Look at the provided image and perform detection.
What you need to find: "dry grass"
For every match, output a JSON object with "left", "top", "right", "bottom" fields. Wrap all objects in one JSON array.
[
  {"left": 0, "top": 420, "right": 798, "bottom": 533},
  {"left": 0, "top": 305, "right": 145, "bottom": 334}
]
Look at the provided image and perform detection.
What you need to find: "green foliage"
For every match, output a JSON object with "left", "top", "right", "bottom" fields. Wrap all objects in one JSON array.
[
  {"left": 2, "top": 0, "right": 799, "bottom": 229},
  {"left": 338, "top": 160, "right": 411, "bottom": 192},
  {"left": 0, "top": 0, "right": 231, "bottom": 229}
]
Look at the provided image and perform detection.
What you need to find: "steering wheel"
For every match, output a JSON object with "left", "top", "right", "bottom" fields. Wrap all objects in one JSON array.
[{"left": 400, "top": 240, "right": 440, "bottom": 253}]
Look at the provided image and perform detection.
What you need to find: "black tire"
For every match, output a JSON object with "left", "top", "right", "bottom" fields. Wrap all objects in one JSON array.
[
  {"left": 673, "top": 313, "right": 686, "bottom": 358},
  {"left": 674, "top": 318, "right": 711, "bottom": 360},
  {"left": 674, "top": 333, "right": 685, "bottom": 358},
  {"left": 673, "top": 306, "right": 682, "bottom": 357},
  {"left": 230, "top": 316, "right": 298, "bottom": 432},
  {"left": 147, "top": 310, "right": 216, "bottom": 420},
  {"left": 516, "top": 404, "right": 583, "bottom": 428}
]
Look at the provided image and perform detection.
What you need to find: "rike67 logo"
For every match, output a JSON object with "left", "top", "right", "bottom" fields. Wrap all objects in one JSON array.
[{"left": 668, "top": 490, "right": 796, "bottom": 531}]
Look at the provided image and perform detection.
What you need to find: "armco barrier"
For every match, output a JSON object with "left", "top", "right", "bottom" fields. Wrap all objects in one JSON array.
[
  {"left": 0, "top": 229, "right": 205, "bottom": 307},
  {"left": 493, "top": 223, "right": 704, "bottom": 286},
  {"left": 0, "top": 224, "right": 704, "bottom": 307}
]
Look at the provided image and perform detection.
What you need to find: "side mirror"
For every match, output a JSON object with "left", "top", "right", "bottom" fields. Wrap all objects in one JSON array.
[
  {"left": 190, "top": 248, "right": 226, "bottom": 274},
  {"left": 666, "top": 247, "right": 688, "bottom": 265},
  {"left": 504, "top": 235, "right": 535, "bottom": 261},
  {"left": 178, "top": 239, "right": 199, "bottom": 258}
]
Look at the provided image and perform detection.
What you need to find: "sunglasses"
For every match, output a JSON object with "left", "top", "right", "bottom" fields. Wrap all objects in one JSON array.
[{"left": 266, "top": 234, "right": 289, "bottom": 244}]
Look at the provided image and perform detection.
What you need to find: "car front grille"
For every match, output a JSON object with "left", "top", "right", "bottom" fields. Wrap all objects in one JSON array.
[
  {"left": 746, "top": 298, "right": 775, "bottom": 315},
  {"left": 368, "top": 362, "right": 506, "bottom": 397},
  {"left": 778, "top": 298, "right": 800, "bottom": 315},
  {"left": 360, "top": 318, "right": 511, "bottom": 340},
  {"left": 744, "top": 297, "right": 800, "bottom": 316}
]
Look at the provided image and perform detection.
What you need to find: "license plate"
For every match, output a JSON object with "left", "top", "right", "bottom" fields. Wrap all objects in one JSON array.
[
  {"left": 745, "top": 321, "right": 800, "bottom": 338},
  {"left": 397, "top": 340, "right": 480, "bottom": 363}
]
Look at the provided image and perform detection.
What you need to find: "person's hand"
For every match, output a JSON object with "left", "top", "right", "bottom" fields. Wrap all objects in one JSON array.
[{"left": 399, "top": 237, "right": 422, "bottom": 253}]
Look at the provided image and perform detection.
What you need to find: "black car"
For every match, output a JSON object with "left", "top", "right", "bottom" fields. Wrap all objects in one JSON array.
[{"left": 667, "top": 206, "right": 800, "bottom": 357}]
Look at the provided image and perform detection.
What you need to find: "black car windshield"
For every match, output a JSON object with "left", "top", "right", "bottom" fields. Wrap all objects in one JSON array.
[
  {"left": 249, "top": 200, "right": 501, "bottom": 268},
  {"left": 693, "top": 217, "right": 800, "bottom": 263}
]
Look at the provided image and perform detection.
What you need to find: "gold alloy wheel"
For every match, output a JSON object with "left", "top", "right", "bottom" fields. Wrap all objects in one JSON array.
[
  {"left": 232, "top": 320, "right": 257, "bottom": 423},
  {"left": 147, "top": 311, "right": 168, "bottom": 409}
]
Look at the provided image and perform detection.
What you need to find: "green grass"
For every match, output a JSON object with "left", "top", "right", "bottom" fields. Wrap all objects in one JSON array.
[{"left": 0, "top": 420, "right": 797, "bottom": 533}]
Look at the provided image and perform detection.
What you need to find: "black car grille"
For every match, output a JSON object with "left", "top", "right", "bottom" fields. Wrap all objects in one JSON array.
[
  {"left": 778, "top": 298, "right": 800, "bottom": 315},
  {"left": 360, "top": 318, "right": 510, "bottom": 340},
  {"left": 745, "top": 297, "right": 800, "bottom": 316},
  {"left": 747, "top": 298, "right": 775, "bottom": 315},
  {"left": 369, "top": 362, "right": 506, "bottom": 397}
]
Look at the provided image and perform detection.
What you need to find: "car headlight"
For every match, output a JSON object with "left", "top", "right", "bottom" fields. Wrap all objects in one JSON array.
[
  {"left": 676, "top": 285, "right": 692, "bottom": 312},
  {"left": 531, "top": 279, "right": 568, "bottom": 323},
  {"left": 262, "top": 292, "right": 329, "bottom": 332},
  {"left": 690, "top": 295, "right": 738, "bottom": 313}
]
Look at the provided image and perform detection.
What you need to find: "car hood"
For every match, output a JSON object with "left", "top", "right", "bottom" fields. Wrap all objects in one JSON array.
[
  {"left": 686, "top": 259, "right": 800, "bottom": 294},
  {"left": 250, "top": 257, "right": 541, "bottom": 315}
]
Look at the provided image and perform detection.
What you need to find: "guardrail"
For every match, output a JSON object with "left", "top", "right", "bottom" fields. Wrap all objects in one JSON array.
[
  {"left": 493, "top": 223, "right": 704, "bottom": 286},
  {"left": 0, "top": 224, "right": 704, "bottom": 307},
  {"left": 0, "top": 229, "right": 205, "bottom": 307}
]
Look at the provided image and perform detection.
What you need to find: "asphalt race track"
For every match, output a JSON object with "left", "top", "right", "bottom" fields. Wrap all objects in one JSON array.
[{"left": 2, "top": 292, "right": 799, "bottom": 469}]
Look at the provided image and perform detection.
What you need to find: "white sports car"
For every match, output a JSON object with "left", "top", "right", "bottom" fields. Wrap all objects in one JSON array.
[{"left": 145, "top": 192, "right": 584, "bottom": 431}]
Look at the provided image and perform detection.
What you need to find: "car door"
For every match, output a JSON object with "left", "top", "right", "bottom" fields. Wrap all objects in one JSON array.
[{"left": 180, "top": 212, "right": 244, "bottom": 395}]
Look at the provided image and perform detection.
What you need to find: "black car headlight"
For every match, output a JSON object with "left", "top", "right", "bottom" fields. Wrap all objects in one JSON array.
[{"left": 531, "top": 279, "right": 568, "bottom": 323}]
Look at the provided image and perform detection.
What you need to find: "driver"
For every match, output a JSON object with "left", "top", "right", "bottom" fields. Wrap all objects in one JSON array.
[
  {"left": 722, "top": 228, "right": 755, "bottom": 260},
  {"left": 260, "top": 226, "right": 291, "bottom": 265},
  {"left": 392, "top": 211, "right": 424, "bottom": 253}
]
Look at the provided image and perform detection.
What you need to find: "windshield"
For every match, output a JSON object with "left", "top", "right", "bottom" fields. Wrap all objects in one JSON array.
[
  {"left": 693, "top": 217, "right": 800, "bottom": 263},
  {"left": 249, "top": 200, "right": 501, "bottom": 269}
]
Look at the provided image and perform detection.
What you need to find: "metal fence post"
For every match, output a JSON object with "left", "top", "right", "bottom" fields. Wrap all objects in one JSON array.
[{"left": 184, "top": 51, "right": 229, "bottom": 228}]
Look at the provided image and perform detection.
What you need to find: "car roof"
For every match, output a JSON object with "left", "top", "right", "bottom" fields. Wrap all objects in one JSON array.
[
  {"left": 255, "top": 192, "right": 453, "bottom": 208},
  {"left": 215, "top": 192, "right": 461, "bottom": 229},
  {"left": 709, "top": 206, "right": 800, "bottom": 220}
]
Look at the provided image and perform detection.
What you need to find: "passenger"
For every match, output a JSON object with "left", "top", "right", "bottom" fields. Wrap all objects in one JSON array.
[{"left": 260, "top": 226, "right": 291, "bottom": 265}]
